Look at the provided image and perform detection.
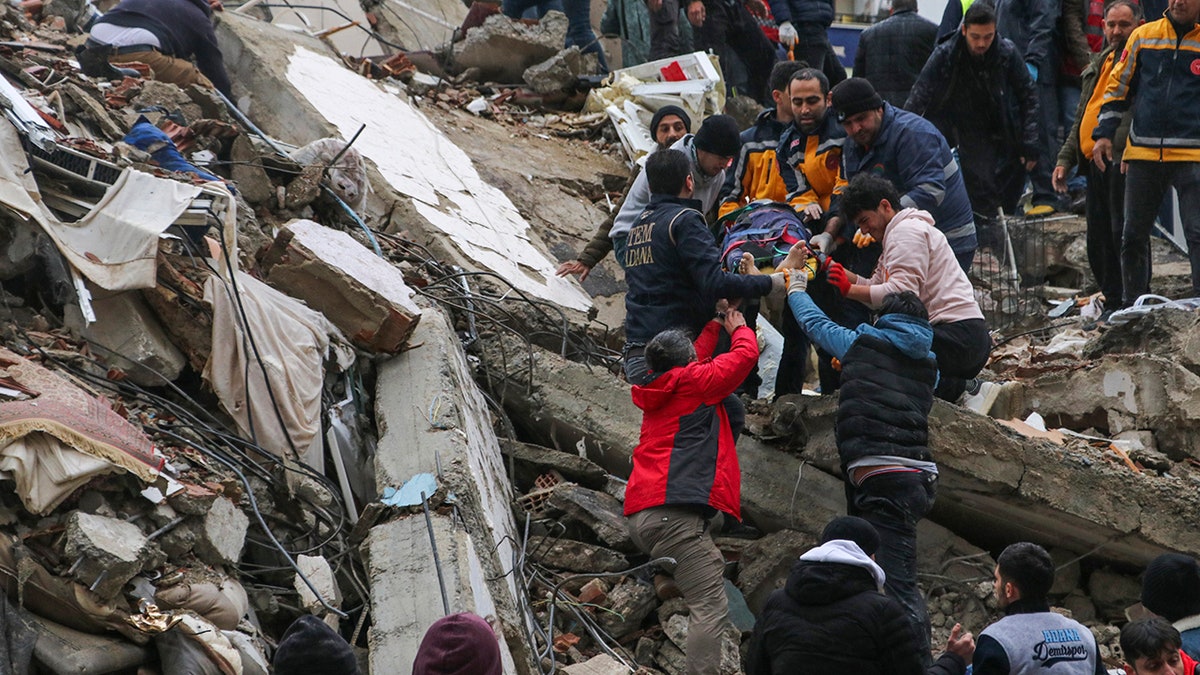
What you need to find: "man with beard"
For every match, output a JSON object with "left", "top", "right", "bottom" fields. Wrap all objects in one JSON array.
[
  {"left": 906, "top": 1, "right": 1040, "bottom": 246},
  {"left": 1052, "top": 0, "right": 1143, "bottom": 314},
  {"left": 775, "top": 67, "right": 877, "bottom": 393}
]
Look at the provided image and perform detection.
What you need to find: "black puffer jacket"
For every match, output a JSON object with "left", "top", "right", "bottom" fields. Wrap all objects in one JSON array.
[
  {"left": 836, "top": 329, "right": 937, "bottom": 469},
  {"left": 745, "top": 557, "right": 966, "bottom": 675},
  {"left": 854, "top": 10, "right": 939, "bottom": 107},
  {"left": 905, "top": 31, "right": 1040, "bottom": 160}
]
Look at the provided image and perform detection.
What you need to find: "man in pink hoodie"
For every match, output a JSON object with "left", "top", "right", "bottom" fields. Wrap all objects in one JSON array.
[{"left": 822, "top": 173, "right": 989, "bottom": 401}]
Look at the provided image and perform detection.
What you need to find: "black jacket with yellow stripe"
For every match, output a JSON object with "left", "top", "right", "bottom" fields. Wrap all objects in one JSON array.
[
  {"left": 1095, "top": 16, "right": 1200, "bottom": 162},
  {"left": 718, "top": 109, "right": 790, "bottom": 219},
  {"left": 775, "top": 111, "right": 847, "bottom": 215}
]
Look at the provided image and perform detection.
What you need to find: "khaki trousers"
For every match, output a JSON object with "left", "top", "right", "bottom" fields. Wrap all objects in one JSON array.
[
  {"left": 110, "top": 50, "right": 214, "bottom": 90},
  {"left": 628, "top": 506, "right": 731, "bottom": 675}
]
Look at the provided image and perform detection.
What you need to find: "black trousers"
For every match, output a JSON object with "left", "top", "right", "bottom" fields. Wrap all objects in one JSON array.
[
  {"left": 793, "top": 24, "right": 847, "bottom": 87},
  {"left": 931, "top": 318, "right": 990, "bottom": 401},
  {"left": 958, "top": 131, "right": 1024, "bottom": 224},
  {"left": 693, "top": 0, "right": 777, "bottom": 104},
  {"left": 1085, "top": 160, "right": 1126, "bottom": 308}
]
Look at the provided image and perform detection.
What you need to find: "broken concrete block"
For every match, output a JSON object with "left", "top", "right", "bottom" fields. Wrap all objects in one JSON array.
[
  {"left": 1050, "top": 548, "right": 1082, "bottom": 595},
  {"left": 596, "top": 578, "right": 656, "bottom": 639},
  {"left": 194, "top": 497, "right": 249, "bottom": 566},
  {"left": 230, "top": 135, "right": 273, "bottom": 205},
  {"left": 500, "top": 439, "right": 609, "bottom": 489},
  {"left": 527, "top": 536, "right": 629, "bottom": 573},
  {"left": 655, "top": 639, "right": 687, "bottom": 675},
  {"left": 522, "top": 47, "right": 597, "bottom": 94},
  {"left": 662, "top": 614, "right": 743, "bottom": 673},
  {"left": 260, "top": 219, "right": 422, "bottom": 353},
  {"left": 562, "top": 653, "right": 628, "bottom": 674},
  {"left": 453, "top": 11, "right": 567, "bottom": 83},
  {"left": 1062, "top": 590, "right": 1099, "bottom": 625},
  {"left": 657, "top": 596, "right": 688, "bottom": 624},
  {"left": 64, "top": 289, "right": 186, "bottom": 387},
  {"left": 547, "top": 483, "right": 633, "bottom": 552},
  {"left": 1088, "top": 568, "right": 1141, "bottom": 622},
  {"left": 576, "top": 578, "right": 608, "bottom": 605},
  {"left": 735, "top": 529, "right": 817, "bottom": 614},
  {"left": 294, "top": 554, "right": 341, "bottom": 614},
  {"left": 64, "top": 512, "right": 154, "bottom": 599}
]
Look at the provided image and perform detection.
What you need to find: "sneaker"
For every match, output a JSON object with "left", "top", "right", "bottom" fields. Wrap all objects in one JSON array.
[
  {"left": 960, "top": 380, "right": 1002, "bottom": 416},
  {"left": 1025, "top": 203, "right": 1057, "bottom": 217}
]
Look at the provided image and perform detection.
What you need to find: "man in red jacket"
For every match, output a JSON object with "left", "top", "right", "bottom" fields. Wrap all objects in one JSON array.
[{"left": 624, "top": 308, "right": 759, "bottom": 675}]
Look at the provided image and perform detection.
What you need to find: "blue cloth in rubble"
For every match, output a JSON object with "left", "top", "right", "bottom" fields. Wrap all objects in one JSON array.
[{"left": 123, "top": 116, "right": 224, "bottom": 185}]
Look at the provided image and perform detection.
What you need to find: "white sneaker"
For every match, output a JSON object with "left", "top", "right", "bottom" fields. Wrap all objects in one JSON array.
[{"left": 960, "top": 380, "right": 1002, "bottom": 416}]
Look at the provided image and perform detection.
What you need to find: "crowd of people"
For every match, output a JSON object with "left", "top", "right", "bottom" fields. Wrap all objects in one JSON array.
[{"left": 549, "top": 0, "right": 1200, "bottom": 671}]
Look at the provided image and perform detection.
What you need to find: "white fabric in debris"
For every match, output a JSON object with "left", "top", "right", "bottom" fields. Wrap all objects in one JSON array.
[
  {"left": 0, "top": 118, "right": 202, "bottom": 291},
  {"left": 203, "top": 272, "right": 352, "bottom": 470},
  {"left": 0, "top": 432, "right": 120, "bottom": 515}
]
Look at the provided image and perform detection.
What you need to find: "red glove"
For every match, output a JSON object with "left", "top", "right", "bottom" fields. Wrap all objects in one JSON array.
[{"left": 826, "top": 261, "right": 852, "bottom": 297}]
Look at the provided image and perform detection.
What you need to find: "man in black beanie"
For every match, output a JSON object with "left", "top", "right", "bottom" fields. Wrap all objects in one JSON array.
[
  {"left": 1142, "top": 553, "right": 1200, "bottom": 660},
  {"left": 557, "top": 105, "right": 692, "bottom": 281},
  {"left": 273, "top": 615, "right": 360, "bottom": 675},
  {"left": 831, "top": 77, "right": 978, "bottom": 274}
]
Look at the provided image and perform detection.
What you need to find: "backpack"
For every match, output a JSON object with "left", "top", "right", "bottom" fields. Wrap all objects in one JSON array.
[{"left": 717, "top": 201, "right": 811, "bottom": 271}]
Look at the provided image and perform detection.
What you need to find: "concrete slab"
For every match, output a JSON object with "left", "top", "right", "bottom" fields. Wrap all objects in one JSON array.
[
  {"left": 64, "top": 289, "right": 186, "bottom": 387},
  {"left": 363, "top": 514, "right": 517, "bottom": 674},
  {"left": 372, "top": 306, "right": 529, "bottom": 670},
  {"left": 260, "top": 219, "right": 422, "bottom": 353},
  {"left": 217, "top": 13, "right": 592, "bottom": 317}
]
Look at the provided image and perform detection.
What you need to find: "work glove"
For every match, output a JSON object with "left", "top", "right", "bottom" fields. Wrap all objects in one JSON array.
[
  {"left": 852, "top": 229, "right": 875, "bottom": 248},
  {"left": 1026, "top": 62, "right": 1038, "bottom": 82},
  {"left": 826, "top": 261, "right": 852, "bottom": 297},
  {"left": 809, "top": 232, "right": 833, "bottom": 254},
  {"left": 787, "top": 268, "right": 808, "bottom": 294},
  {"left": 778, "top": 21, "right": 798, "bottom": 46}
]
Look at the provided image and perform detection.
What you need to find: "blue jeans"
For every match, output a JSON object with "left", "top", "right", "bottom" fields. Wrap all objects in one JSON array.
[
  {"left": 502, "top": 0, "right": 609, "bottom": 72},
  {"left": 848, "top": 470, "right": 937, "bottom": 666}
]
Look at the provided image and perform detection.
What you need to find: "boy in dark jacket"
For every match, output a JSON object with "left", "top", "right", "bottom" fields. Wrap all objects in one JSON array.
[
  {"left": 625, "top": 309, "right": 759, "bottom": 675},
  {"left": 745, "top": 516, "right": 973, "bottom": 675},
  {"left": 747, "top": 244, "right": 941, "bottom": 660}
]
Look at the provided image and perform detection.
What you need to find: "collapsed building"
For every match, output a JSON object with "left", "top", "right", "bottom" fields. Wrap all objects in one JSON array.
[{"left": 0, "top": 0, "right": 1192, "bottom": 672}]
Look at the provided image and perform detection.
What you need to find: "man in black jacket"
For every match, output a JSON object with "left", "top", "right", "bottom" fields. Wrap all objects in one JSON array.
[
  {"left": 623, "top": 149, "right": 784, "bottom": 385},
  {"left": 854, "top": 0, "right": 938, "bottom": 107},
  {"left": 745, "top": 516, "right": 974, "bottom": 675},
  {"left": 906, "top": 1, "right": 1039, "bottom": 242},
  {"left": 78, "top": 0, "right": 232, "bottom": 97}
]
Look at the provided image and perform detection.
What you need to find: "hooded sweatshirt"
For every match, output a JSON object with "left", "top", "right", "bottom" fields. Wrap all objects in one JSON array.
[
  {"left": 745, "top": 540, "right": 945, "bottom": 675},
  {"left": 623, "top": 320, "right": 758, "bottom": 520},
  {"left": 611, "top": 135, "right": 727, "bottom": 241},
  {"left": 866, "top": 208, "right": 983, "bottom": 324}
]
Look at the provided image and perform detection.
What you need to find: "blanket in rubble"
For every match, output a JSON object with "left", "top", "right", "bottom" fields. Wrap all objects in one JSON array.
[{"left": 0, "top": 348, "right": 163, "bottom": 510}]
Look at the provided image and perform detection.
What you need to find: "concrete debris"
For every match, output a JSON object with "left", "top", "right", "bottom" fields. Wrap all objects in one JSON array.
[
  {"left": 64, "top": 288, "right": 186, "bottom": 387},
  {"left": 561, "top": 653, "right": 629, "bottom": 674},
  {"left": 736, "top": 529, "right": 818, "bottom": 613},
  {"left": 500, "top": 439, "right": 609, "bottom": 489},
  {"left": 453, "top": 11, "right": 568, "bottom": 84},
  {"left": 523, "top": 47, "right": 598, "bottom": 95},
  {"left": 194, "top": 496, "right": 249, "bottom": 567},
  {"left": 259, "top": 219, "right": 422, "bottom": 353},
  {"left": 526, "top": 536, "right": 630, "bottom": 573},
  {"left": 64, "top": 512, "right": 159, "bottom": 599},
  {"left": 294, "top": 554, "right": 341, "bottom": 614},
  {"left": 547, "top": 483, "right": 634, "bottom": 552},
  {"left": 1087, "top": 568, "right": 1142, "bottom": 622},
  {"left": 594, "top": 578, "right": 656, "bottom": 637}
]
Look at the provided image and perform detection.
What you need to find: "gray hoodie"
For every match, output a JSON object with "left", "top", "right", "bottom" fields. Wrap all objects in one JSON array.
[{"left": 610, "top": 135, "right": 727, "bottom": 241}]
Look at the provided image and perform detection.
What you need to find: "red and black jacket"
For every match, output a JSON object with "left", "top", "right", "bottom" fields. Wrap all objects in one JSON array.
[{"left": 624, "top": 321, "right": 759, "bottom": 521}]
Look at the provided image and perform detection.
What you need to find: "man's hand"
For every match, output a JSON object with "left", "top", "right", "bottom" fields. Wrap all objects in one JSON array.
[
  {"left": 556, "top": 259, "right": 592, "bottom": 281},
  {"left": 723, "top": 308, "right": 746, "bottom": 333},
  {"left": 1093, "top": 137, "right": 1113, "bottom": 172},
  {"left": 945, "top": 623, "right": 975, "bottom": 662},
  {"left": 1051, "top": 165, "right": 1068, "bottom": 193},
  {"left": 647, "top": 0, "right": 663, "bottom": 11},
  {"left": 208, "top": 0, "right": 224, "bottom": 10},
  {"left": 1022, "top": 157, "right": 1037, "bottom": 171},
  {"left": 809, "top": 232, "right": 833, "bottom": 254},
  {"left": 826, "top": 261, "right": 853, "bottom": 296},
  {"left": 745, "top": 0, "right": 768, "bottom": 15},
  {"left": 687, "top": 0, "right": 706, "bottom": 26},
  {"left": 778, "top": 21, "right": 798, "bottom": 46}
]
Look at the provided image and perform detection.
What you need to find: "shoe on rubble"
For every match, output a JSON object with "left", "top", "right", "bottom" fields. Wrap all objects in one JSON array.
[
  {"left": 1025, "top": 203, "right": 1057, "bottom": 217},
  {"left": 959, "top": 380, "right": 1002, "bottom": 416}
]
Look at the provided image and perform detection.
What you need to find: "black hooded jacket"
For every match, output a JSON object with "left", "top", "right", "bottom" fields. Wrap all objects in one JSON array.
[
  {"left": 905, "top": 31, "right": 1039, "bottom": 158},
  {"left": 745, "top": 558, "right": 967, "bottom": 675}
]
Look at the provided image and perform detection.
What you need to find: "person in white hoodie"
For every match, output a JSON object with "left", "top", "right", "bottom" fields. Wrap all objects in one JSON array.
[
  {"left": 820, "top": 172, "right": 990, "bottom": 401},
  {"left": 745, "top": 516, "right": 974, "bottom": 675}
]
